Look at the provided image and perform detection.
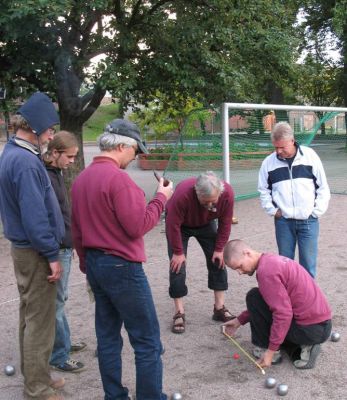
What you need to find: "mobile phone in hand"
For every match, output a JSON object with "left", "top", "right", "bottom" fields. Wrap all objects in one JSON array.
[{"left": 153, "top": 170, "right": 170, "bottom": 187}]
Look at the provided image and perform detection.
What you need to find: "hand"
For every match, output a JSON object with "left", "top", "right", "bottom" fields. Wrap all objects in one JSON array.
[
  {"left": 212, "top": 250, "right": 225, "bottom": 269},
  {"left": 258, "top": 349, "right": 275, "bottom": 369},
  {"left": 47, "top": 261, "right": 62, "bottom": 283},
  {"left": 275, "top": 209, "right": 282, "bottom": 219},
  {"left": 170, "top": 253, "right": 186, "bottom": 273},
  {"left": 157, "top": 177, "right": 173, "bottom": 200},
  {"left": 222, "top": 318, "right": 241, "bottom": 336}
]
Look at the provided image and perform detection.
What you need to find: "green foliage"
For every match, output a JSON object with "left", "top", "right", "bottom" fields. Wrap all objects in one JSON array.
[
  {"left": 129, "top": 94, "right": 209, "bottom": 140},
  {"left": 82, "top": 103, "right": 120, "bottom": 141},
  {"left": 0, "top": 0, "right": 305, "bottom": 173}
]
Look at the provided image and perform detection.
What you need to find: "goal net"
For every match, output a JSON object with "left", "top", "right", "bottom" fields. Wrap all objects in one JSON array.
[{"left": 162, "top": 103, "right": 347, "bottom": 200}]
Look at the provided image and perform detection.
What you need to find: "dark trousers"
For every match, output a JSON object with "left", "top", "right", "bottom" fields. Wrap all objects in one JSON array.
[
  {"left": 167, "top": 221, "right": 228, "bottom": 298},
  {"left": 246, "top": 288, "right": 332, "bottom": 349}
]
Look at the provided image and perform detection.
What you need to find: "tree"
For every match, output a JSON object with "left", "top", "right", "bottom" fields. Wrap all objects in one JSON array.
[
  {"left": 302, "top": 0, "right": 347, "bottom": 133},
  {"left": 0, "top": 0, "right": 301, "bottom": 181}
]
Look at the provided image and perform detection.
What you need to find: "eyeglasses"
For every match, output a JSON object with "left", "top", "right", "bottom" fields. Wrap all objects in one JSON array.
[
  {"left": 132, "top": 145, "right": 140, "bottom": 156},
  {"left": 48, "top": 127, "right": 56, "bottom": 134}
]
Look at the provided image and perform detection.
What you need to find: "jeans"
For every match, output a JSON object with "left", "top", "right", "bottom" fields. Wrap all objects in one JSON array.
[
  {"left": 86, "top": 249, "right": 167, "bottom": 400},
  {"left": 50, "top": 248, "right": 72, "bottom": 366},
  {"left": 275, "top": 215, "right": 319, "bottom": 278},
  {"left": 167, "top": 221, "right": 228, "bottom": 298},
  {"left": 246, "top": 288, "right": 331, "bottom": 349}
]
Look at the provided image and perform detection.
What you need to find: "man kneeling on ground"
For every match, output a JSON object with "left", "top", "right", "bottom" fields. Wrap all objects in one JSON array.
[{"left": 222, "top": 239, "right": 332, "bottom": 369}]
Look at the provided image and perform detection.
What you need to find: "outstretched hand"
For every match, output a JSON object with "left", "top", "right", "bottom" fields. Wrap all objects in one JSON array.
[{"left": 222, "top": 318, "right": 241, "bottom": 336}]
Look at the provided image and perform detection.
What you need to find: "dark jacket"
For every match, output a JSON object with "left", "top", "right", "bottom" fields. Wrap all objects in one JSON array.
[
  {"left": 46, "top": 164, "right": 73, "bottom": 248},
  {"left": 0, "top": 137, "right": 65, "bottom": 262}
]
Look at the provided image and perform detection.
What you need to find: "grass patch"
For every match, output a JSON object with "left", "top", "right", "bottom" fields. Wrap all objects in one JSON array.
[{"left": 82, "top": 103, "right": 120, "bottom": 141}]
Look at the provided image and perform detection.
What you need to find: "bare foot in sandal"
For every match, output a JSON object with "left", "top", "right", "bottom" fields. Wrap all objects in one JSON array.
[{"left": 172, "top": 311, "right": 185, "bottom": 334}]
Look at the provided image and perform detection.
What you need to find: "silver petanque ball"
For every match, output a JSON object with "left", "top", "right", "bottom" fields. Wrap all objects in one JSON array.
[
  {"left": 171, "top": 393, "right": 183, "bottom": 400},
  {"left": 4, "top": 365, "right": 15, "bottom": 376},
  {"left": 331, "top": 332, "right": 340, "bottom": 342},
  {"left": 277, "top": 384, "right": 288, "bottom": 396},
  {"left": 265, "top": 377, "right": 277, "bottom": 388}
]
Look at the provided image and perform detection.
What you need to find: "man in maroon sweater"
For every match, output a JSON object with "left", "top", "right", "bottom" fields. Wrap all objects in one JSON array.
[
  {"left": 165, "top": 172, "right": 235, "bottom": 334},
  {"left": 71, "top": 119, "right": 173, "bottom": 400},
  {"left": 223, "top": 239, "right": 332, "bottom": 370}
]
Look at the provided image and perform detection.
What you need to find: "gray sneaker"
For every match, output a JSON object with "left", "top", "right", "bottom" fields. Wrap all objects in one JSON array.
[
  {"left": 52, "top": 358, "right": 86, "bottom": 373},
  {"left": 70, "top": 341, "right": 87, "bottom": 353},
  {"left": 293, "top": 344, "right": 321, "bottom": 369},
  {"left": 252, "top": 346, "right": 282, "bottom": 364}
]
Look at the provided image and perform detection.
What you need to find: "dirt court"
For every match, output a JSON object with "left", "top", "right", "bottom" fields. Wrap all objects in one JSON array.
[{"left": 0, "top": 161, "right": 346, "bottom": 399}]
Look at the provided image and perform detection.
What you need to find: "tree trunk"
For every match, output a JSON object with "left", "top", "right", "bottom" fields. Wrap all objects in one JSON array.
[
  {"left": 256, "top": 111, "right": 265, "bottom": 135},
  {"left": 59, "top": 116, "right": 85, "bottom": 199},
  {"left": 265, "top": 80, "right": 288, "bottom": 122}
]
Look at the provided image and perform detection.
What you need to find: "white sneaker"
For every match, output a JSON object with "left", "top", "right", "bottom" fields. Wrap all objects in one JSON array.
[{"left": 252, "top": 346, "right": 282, "bottom": 364}]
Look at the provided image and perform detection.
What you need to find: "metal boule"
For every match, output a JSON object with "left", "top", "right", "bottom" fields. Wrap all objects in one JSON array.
[
  {"left": 277, "top": 383, "right": 288, "bottom": 396},
  {"left": 4, "top": 365, "right": 15, "bottom": 376},
  {"left": 265, "top": 377, "right": 276, "bottom": 388}
]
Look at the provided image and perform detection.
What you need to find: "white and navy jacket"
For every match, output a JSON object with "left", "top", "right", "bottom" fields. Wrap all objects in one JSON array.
[{"left": 258, "top": 144, "right": 330, "bottom": 220}]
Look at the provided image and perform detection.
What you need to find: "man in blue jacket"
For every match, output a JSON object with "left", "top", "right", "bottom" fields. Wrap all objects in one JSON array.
[
  {"left": 0, "top": 92, "right": 65, "bottom": 400},
  {"left": 258, "top": 121, "right": 330, "bottom": 278}
]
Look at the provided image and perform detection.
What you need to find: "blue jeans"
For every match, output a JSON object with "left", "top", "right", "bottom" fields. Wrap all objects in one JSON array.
[
  {"left": 50, "top": 248, "right": 72, "bottom": 365},
  {"left": 86, "top": 249, "right": 167, "bottom": 400},
  {"left": 275, "top": 216, "right": 319, "bottom": 278}
]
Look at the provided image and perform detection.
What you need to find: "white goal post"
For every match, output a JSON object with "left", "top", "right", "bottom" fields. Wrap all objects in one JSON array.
[{"left": 221, "top": 102, "right": 347, "bottom": 183}]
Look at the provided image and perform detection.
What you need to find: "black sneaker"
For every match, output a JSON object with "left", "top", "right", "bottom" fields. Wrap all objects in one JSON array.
[
  {"left": 52, "top": 358, "right": 86, "bottom": 373},
  {"left": 70, "top": 342, "right": 87, "bottom": 353}
]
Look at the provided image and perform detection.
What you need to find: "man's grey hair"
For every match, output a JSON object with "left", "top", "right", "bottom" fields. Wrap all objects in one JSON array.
[
  {"left": 271, "top": 122, "right": 294, "bottom": 142},
  {"left": 195, "top": 171, "right": 224, "bottom": 198},
  {"left": 97, "top": 132, "right": 137, "bottom": 151}
]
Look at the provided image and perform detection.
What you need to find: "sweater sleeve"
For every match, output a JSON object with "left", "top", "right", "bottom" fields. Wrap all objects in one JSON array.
[
  {"left": 71, "top": 204, "right": 85, "bottom": 273},
  {"left": 215, "top": 185, "right": 234, "bottom": 251},
  {"left": 112, "top": 181, "right": 167, "bottom": 239},
  {"left": 165, "top": 196, "right": 186, "bottom": 255},
  {"left": 16, "top": 168, "right": 61, "bottom": 262}
]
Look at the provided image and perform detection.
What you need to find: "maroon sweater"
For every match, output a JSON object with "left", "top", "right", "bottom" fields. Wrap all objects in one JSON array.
[
  {"left": 165, "top": 177, "right": 234, "bottom": 255},
  {"left": 71, "top": 156, "right": 167, "bottom": 272},
  {"left": 237, "top": 253, "right": 332, "bottom": 351}
]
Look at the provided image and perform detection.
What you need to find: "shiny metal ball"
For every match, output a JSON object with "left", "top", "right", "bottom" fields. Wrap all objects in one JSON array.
[
  {"left": 171, "top": 393, "right": 183, "bottom": 400},
  {"left": 331, "top": 332, "right": 341, "bottom": 342},
  {"left": 277, "top": 383, "right": 288, "bottom": 396},
  {"left": 265, "top": 377, "right": 276, "bottom": 388},
  {"left": 4, "top": 365, "right": 15, "bottom": 376}
]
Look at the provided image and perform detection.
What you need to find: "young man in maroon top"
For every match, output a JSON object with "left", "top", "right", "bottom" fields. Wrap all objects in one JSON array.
[
  {"left": 223, "top": 239, "right": 332, "bottom": 370},
  {"left": 165, "top": 171, "right": 235, "bottom": 333},
  {"left": 71, "top": 119, "right": 173, "bottom": 400}
]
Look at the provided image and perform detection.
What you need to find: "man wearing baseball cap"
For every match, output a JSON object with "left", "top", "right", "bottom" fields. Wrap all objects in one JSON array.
[
  {"left": 0, "top": 92, "right": 65, "bottom": 399},
  {"left": 71, "top": 119, "right": 173, "bottom": 400}
]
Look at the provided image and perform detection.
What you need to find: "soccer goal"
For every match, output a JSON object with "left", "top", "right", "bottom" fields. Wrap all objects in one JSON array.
[
  {"left": 162, "top": 103, "right": 347, "bottom": 200},
  {"left": 220, "top": 103, "right": 347, "bottom": 199}
]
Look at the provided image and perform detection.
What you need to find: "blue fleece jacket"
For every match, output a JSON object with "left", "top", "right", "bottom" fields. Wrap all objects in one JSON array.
[{"left": 0, "top": 138, "right": 65, "bottom": 261}]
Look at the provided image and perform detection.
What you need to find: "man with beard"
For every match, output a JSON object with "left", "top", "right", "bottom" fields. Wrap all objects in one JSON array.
[{"left": 0, "top": 92, "right": 64, "bottom": 399}]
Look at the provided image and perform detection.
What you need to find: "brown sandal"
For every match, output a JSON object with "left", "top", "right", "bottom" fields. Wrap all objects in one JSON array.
[
  {"left": 172, "top": 311, "right": 185, "bottom": 334},
  {"left": 212, "top": 305, "right": 236, "bottom": 322}
]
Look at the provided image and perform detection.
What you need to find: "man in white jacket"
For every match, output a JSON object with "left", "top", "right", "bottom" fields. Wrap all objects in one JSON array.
[{"left": 258, "top": 121, "right": 330, "bottom": 278}]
